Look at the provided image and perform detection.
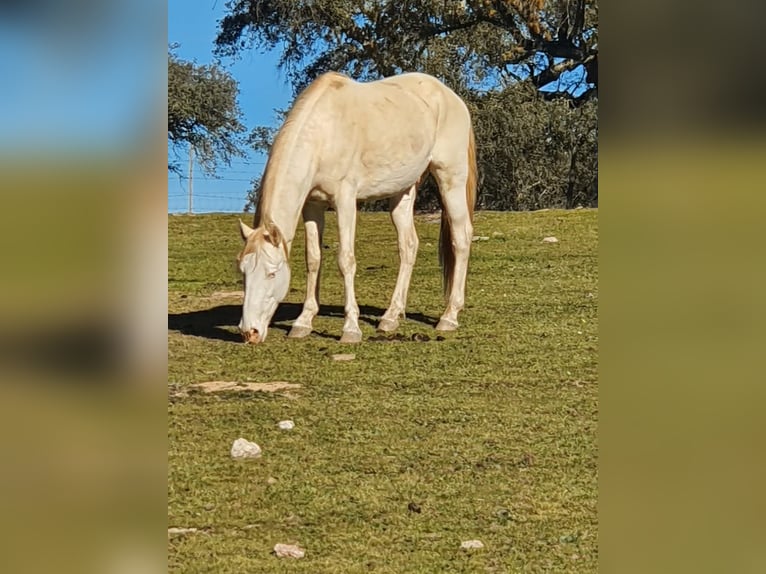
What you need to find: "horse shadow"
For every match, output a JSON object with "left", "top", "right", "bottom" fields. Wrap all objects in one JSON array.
[{"left": 168, "top": 302, "right": 439, "bottom": 343}]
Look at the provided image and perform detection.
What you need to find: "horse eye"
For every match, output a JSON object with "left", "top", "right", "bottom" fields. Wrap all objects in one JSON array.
[{"left": 267, "top": 271, "right": 276, "bottom": 279}]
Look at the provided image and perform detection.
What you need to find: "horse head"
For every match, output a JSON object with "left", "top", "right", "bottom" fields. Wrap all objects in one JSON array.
[{"left": 237, "top": 220, "right": 290, "bottom": 343}]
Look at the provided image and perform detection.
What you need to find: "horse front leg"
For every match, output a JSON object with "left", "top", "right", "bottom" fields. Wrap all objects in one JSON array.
[
  {"left": 335, "top": 189, "right": 362, "bottom": 343},
  {"left": 289, "top": 202, "right": 325, "bottom": 339},
  {"left": 379, "top": 184, "right": 418, "bottom": 332}
]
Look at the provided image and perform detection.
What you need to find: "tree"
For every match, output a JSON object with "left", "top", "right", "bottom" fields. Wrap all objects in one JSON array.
[
  {"left": 219, "top": 1, "right": 598, "bottom": 211},
  {"left": 168, "top": 48, "right": 246, "bottom": 175},
  {"left": 215, "top": 1, "right": 596, "bottom": 102},
  {"left": 471, "top": 84, "right": 597, "bottom": 210}
]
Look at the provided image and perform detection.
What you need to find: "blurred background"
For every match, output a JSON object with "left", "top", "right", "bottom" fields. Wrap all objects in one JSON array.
[
  {"left": 601, "top": 1, "right": 766, "bottom": 572},
  {"left": 0, "top": 1, "right": 165, "bottom": 572}
]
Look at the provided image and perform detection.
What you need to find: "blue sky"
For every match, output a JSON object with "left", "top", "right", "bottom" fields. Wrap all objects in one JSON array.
[
  {"left": 168, "top": 0, "right": 292, "bottom": 213},
  {"left": 0, "top": 1, "right": 160, "bottom": 156}
]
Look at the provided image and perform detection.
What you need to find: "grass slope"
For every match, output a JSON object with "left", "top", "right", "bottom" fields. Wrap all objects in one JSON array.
[{"left": 168, "top": 209, "right": 598, "bottom": 573}]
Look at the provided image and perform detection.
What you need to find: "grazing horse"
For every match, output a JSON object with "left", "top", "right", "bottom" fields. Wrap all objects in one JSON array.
[{"left": 237, "top": 71, "right": 477, "bottom": 344}]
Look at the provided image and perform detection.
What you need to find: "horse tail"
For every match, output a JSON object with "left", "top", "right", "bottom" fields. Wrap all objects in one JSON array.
[
  {"left": 439, "top": 125, "right": 477, "bottom": 297},
  {"left": 466, "top": 126, "right": 477, "bottom": 223},
  {"left": 439, "top": 210, "right": 454, "bottom": 298}
]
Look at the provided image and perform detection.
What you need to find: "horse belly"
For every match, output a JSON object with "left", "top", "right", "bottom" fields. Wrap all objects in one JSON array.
[{"left": 356, "top": 163, "right": 427, "bottom": 201}]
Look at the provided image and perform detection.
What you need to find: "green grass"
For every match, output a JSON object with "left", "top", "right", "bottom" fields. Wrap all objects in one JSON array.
[{"left": 168, "top": 209, "right": 598, "bottom": 573}]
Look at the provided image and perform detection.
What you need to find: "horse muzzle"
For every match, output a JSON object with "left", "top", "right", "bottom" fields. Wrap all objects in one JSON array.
[{"left": 242, "top": 328, "right": 262, "bottom": 344}]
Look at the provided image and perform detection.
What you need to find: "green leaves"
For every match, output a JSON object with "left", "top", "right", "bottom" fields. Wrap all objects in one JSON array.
[
  {"left": 168, "top": 50, "right": 246, "bottom": 176},
  {"left": 214, "top": 1, "right": 597, "bottom": 99}
]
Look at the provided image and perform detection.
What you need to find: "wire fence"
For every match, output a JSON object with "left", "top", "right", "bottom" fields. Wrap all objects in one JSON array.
[{"left": 167, "top": 158, "right": 265, "bottom": 213}]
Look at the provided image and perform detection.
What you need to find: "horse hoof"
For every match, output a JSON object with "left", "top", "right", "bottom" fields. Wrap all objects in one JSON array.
[
  {"left": 435, "top": 318, "right": 458, "bottom": 331},
  {"left": 340, "top": 330, "right": 362, "bottom": 344},
  {"left": 377, "top": 318, "right": 399, "bottom": 332},
  {"left": 288, "top": 325, "right": 312, "bottom": 339}
]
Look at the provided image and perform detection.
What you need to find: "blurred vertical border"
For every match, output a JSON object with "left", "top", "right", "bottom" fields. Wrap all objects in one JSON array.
[
  {"left": 0, "top": 1, "right": 166, "bottom": 572},
  {"left": 601, "top": 1, "right": 766, "bottom": 572}
]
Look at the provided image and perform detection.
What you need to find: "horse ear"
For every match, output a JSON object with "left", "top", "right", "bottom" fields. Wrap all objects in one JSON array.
[
  {"left": 239, "top": 220, "right": 255, "bottom": 241},
  {"left": 264, "top": 221, "right": 283, "bottom": 247}
]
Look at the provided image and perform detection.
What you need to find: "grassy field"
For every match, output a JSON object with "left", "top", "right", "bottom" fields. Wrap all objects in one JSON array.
[{"left": 168, "top": 209, "right": 598, "bottom": 573}]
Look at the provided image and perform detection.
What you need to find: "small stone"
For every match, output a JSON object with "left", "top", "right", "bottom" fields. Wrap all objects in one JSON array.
[
  {"left": 273, "top": 543, "right": 305, "bottom": 559},
  {"left": 266, "top": 477, "right": 278, "bottom": 484},
  {"left": 542, "top": 236, "right": 559, "bottom": 243},
  {"left": 230, "top": 438, "right": 262, "bottom": 459},
  {"left": 332, "top": 353, "right": 355, "bottom": 361},
  {"left": 277, "top": 420, "right": 295, "bottom": 430},
  {"left": 472, "top": 235, "right": 490, "bottom": 242},
  {"left": 461, "top": 539, "right": 485, "bottom": 550}
]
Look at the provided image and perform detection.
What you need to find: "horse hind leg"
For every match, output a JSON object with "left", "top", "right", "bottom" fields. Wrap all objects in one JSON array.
[
  {"left": 379, "top": 184, "right": 419, "bottom": 332},
  {"left": 431, "top": 165, "right": 473, "bottom": 331},
  {"left": 288, "top": 203, "right": 325, "bottom": 339}
]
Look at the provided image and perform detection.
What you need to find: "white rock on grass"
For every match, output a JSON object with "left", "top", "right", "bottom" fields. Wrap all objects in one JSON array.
[
  {"left": 461, "top": 539, "right": 485, "bottom": 550},
  {"left": 273, "top": 543, "right": 305, "bottom": 558},
  {"left": 278, "top": 420, "right": 295, "bottom": 430},
  {"left": 230, "top": 438, "right": 262, "bottom": 459},
  {"left": 542, "top": 236, "right": 559, "bottom": 243}
]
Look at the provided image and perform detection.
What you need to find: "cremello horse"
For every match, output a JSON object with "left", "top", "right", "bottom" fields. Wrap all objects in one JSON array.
[{"left": 237, "top": 71, "right": 477, "bottom": 344}]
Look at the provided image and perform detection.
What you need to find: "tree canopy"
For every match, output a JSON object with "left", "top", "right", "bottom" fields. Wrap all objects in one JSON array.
[
  {"left": 215, "top": 1, "right": 598, "bottom": 211},
  {"left": 168, "top": 48, "right": 245, "bottom": 175},
  {"left": 215, "top": 0, "right": 597, "bottom": 102}
]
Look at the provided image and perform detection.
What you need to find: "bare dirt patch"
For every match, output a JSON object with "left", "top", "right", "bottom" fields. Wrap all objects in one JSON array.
[
  {"left": 208, "top": 290, "right": 244, "bottom": 299},
  {"left": 190, "top": 381, "right": 302, "bottom": 393}
]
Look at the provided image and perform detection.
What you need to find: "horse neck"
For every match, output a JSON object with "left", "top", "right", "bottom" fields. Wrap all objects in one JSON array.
[
  {"left": 257, "top": 78, "right": 332, "bottom": 249},
  {"left": 258, "top": 157, "right": 315, "bottom": 251}
]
